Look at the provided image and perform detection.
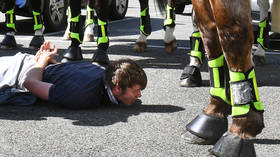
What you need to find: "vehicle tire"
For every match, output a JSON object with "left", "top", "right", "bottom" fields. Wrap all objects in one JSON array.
[
  {"left": 110, "top": 0, "right": 128, "bottom": 20},
  {"left": 43, "top": 0, "right": 68, "bottom": 32},
  {"left": 175, "top": 4, "right": 185, "bottom": 14}
]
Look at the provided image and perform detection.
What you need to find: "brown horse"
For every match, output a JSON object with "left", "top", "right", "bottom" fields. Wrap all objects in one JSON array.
[{"left": 157, "top": 0, "right": 265, "bottom": 156}]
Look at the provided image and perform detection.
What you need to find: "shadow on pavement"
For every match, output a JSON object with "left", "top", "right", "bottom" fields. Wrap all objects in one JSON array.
[
  {"left": 0, "top": 101, "right": 185, "bottom": 126},
  {"left": 1, "top": 44, "right": 279, "bottom": 87},
  {"left": 252, "top": 138, "right": 280, "bottom": 145}
]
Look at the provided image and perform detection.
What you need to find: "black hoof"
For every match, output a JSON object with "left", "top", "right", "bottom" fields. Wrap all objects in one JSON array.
[
  {"left": 92, "top": 50, "right": 110, "bottom": 66},
  {"left": 182, "top": 112, "right": 228, "bottom": 145},
  {"left": 253, "top": 55, "right": 266, "bottom": 66},
  {"left": 1, "top": 35, "right": 17, "bottom": 49},
  {"left": 208, "top": 132, "right": 256, "bottom": 157},
  {"left": 61, "top": 46, "right": 83, "bottom": 63},
  {"left": 180, "top": 65, "right": 202, "bottom": 87},
  {"left": 29, "top": 35, "right": 45, "bottom": 50}
]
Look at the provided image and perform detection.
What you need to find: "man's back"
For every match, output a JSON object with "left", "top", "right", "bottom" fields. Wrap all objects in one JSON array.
[{"left": 43, "top": 61, "right": 107, "bottom": 109}]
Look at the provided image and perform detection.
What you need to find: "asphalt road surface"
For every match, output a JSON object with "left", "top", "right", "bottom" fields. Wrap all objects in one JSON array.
[{"left": 0, "top": 1, "right": 280, "bottom": 157}]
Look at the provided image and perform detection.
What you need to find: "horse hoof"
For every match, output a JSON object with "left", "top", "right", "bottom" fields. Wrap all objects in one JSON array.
[
  {"left": 62, "top": 32, "right": 71, "bottom": 40},
  {"left": 208, "top": 132, "right": 256, "bottom": 157},
  {"left": 182, "top": 112, "right": 228, "bottom": 145},
  {"left": 83, "top": 34, "right": 94, "bottom": 42},
  {"left": 0, "top": 45, "right": 15, "bottom": 49},
  {"left": 180, "top": 66, "right": 202, "bottom": 87},
  {"left": 165, "top": 39, "right": 177, "bottom": 53},
  {"left": 253, "top": 55, "right": 266, "bottom": 66},
  {"left": 29, "top": 36, "right": 45, "bottom": 50},
  {"left": 1, "top": 35, "right": 17, "bottom": 49},
  {"left": 61, "top": 46, "right": 83, "bottom": 63},
  {"left": 92, "top": 49, "right": 110, "bottom": 66},
  {"left": 133, "top": 42, "right": 147, "bottom": 52}
]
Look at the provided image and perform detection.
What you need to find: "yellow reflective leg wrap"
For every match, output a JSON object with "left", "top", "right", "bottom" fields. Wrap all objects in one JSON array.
[
  {"left": 190, "top": 31, "right": 204, "bottom": 64},
  {"left": 70, "top": 15, "right": 82, "bottom": 43},
  {"left": 257, "top": 19, "right": 268, "bottom": 50},
  {"left": 85, "top": 5, "right": 94, "bottom": 26},
  {"left": 229, "top": 68, "right": 264, "bottom": 117},
  {"left": 140, "top": 8, "right": 151, "bottom": 36},
  {"left": 5, "top": 8, "right": 16, "bottom": 32},
  {"left": 97, "top": 19, "right": 109, "bottom": 45},
  {"left": 209, "top": 54, "right": 231, "bottom": 105},
  {"left": 32, "top": 11, "right": 43, "bottom": 31},
  {"left": 163, "top": 5, "right": 175, "bottom": 28}
]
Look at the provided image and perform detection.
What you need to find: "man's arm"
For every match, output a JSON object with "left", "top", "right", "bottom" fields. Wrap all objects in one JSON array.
[{"left": 23, "top": 41, "right": 58, "bottom": 100}]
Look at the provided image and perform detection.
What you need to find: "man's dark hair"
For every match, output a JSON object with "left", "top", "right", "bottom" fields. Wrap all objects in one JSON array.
[{"left": 104, "top": 59, "right": 147, "bottom": 91}]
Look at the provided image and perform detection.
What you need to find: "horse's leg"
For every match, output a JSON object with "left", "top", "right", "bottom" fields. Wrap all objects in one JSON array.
[
  {"left": 92, "top": 0, "right": 110, "bottom": 65},
  {"left": 180, "top": 10, "right": 205, "bottom": 87},
  {"left": 29, "top": 0, "right": 45, "bottom": 50},
  {"left": 163, "top": 0, "right": 177, "bottom": 53},
  {"left": 62, "top": 0, "right": 83, "bottom": 62},
  {"left": 83, "top": 0, "right": 95, "bottom": 42},
  {"left": 253, "top": 0, "right": 270, "bottom": 66},
  {"left": 133, "top": 0, "right": 151, "bottom": 52},
  {"left": 1, "top": 0, "right": 17, "bottom": 49},
  {"left": 181, "top": 0, "right": 231, "bottom": 145},
  {"left": 205, "top": 0, "right": 264, "bottom": 156},
  {"left": 62, "top": 6, "right": 71, "bottom": 40}
]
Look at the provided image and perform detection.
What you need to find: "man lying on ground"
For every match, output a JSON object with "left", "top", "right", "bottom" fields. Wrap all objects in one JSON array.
[{"left": 0, "top": 41, "right": 147, "bottom": 109}]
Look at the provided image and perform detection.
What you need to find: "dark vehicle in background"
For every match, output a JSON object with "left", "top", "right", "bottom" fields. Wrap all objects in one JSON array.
[
  {"left": 15, "top": 0, "right": 128, "bottom": 32},
  {"left": 15, "top": 0, "right": 67, "bottom": 32}
]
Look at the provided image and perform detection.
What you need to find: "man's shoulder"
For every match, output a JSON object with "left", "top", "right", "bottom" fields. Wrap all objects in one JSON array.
[{"left": 91, "top": 62, "right": 106, "bottom": 69}]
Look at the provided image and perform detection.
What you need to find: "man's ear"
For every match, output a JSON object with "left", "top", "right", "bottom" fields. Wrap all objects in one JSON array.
[{"left": 112, "top": 85, "right": 122, "bottom": 95}]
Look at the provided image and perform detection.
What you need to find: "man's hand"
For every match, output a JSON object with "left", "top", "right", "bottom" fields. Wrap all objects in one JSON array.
[
  {"left": 35, "top": 41, "right": 58, "bottom": 68},
  {"left": 24, "top": 41, "right": 58, "bottom": 100}
]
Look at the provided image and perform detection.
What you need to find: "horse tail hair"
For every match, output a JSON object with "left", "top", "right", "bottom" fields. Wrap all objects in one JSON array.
[{"left": 154, "top": 0, "right": 168, "bottom": 15}]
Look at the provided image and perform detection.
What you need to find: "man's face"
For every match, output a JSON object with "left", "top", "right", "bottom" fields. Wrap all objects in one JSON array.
[{"left": 116, "top": 84, "right": 142, "bottom": 106}]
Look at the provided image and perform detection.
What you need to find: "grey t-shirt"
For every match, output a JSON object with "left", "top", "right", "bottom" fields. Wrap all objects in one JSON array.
[
  {"left": 0, "top": 52, "right": 36, "bottom": 92},
  {"left": 0, "top": 53, "right": 36, "bottom": 105}
]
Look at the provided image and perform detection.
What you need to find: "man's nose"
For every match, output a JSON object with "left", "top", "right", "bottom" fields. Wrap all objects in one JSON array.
[{"left": 137, "top": 91, "right": 142, "bottom": 98}]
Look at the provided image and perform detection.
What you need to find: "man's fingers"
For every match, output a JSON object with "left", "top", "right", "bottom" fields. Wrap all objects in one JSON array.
[
  {"left": 49, "top": 58, "right": 57, "bottom": 64},
  {"left": 51, "top": 48, "right": 58, "bottom": 55},
  {"left": 46, "top": 41, "right": 50, "bottom": 49}
]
